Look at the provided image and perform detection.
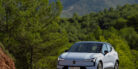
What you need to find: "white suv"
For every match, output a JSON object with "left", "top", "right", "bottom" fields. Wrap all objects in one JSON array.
[{"left": 57, "top": 41, "right": 119, "bottom": 69}]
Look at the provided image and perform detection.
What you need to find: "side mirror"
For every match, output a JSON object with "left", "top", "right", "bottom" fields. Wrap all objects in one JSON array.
[
  {"left": 64, "top": 50, "right": 68, "bottom": 52},
  {"left": 104, "top": 50, "right": 108, "bottom": 55}
]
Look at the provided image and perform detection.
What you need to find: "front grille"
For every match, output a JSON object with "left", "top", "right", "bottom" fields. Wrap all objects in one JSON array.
[
  {"left": 63, "top": 66, "right": 68, "bottom": 69},
  {"left": 63, "top": 66, "right": 86, "bottom": 69},
  {"left": 80, "top": 67, "right": 86, "bottom": 69}
]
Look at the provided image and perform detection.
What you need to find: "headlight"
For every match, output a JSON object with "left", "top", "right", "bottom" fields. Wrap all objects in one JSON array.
[
  {"left": 58, "top": 57, "right": 64, "bottom": 61},
  {"left": 85, "top": 58, "right": 97, "bottom": 62},
  {"left": 57, "top": 57, "right": 64, "bottom": 65},
  {"left": 91, "top": 58, "right": 96, "bottom": 62}
]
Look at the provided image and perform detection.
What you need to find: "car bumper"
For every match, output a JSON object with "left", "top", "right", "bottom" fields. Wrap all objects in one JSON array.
[{"left": 57, "top": 65, "right": 97, "bottom": 69}]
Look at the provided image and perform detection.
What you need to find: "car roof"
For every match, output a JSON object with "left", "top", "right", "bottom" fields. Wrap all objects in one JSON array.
[{"left": 76, "top": 41, "right": 108, "bottom": 44}]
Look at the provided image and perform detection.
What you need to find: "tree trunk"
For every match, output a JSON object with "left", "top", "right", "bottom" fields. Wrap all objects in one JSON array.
[{"left": 30, "top": 46, "right": 33, "bottom": 69}]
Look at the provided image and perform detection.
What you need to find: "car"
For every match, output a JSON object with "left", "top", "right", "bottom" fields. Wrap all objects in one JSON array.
[{"left": 57, "top": 41, "right": 119, "bottom": 69}]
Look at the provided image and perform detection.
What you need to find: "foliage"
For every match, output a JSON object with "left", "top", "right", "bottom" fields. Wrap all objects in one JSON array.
[
  {"left": 0, "top": 0, "right": 138, "bottom": 69},
  {"left": 0, "top": 0, "right": 67, "bottom": 69},
  {"left": 59, "top": 4, "right": 138, "bottom": 69},
  {"left": 131, "top": 50, "right": 138, "bottom": 69}
]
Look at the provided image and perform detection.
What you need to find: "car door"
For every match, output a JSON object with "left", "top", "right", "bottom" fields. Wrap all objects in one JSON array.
[
  {"left": 106, "top": 44, "right": 114, "bottom": 67},
  {"left": 102, "top": 44, "right": 110, "bottom": 68}
]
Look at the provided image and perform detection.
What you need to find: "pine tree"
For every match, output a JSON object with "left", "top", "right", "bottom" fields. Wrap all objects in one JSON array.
[{"left": 0, "top": 0, "right": 67, "bottom": 69}]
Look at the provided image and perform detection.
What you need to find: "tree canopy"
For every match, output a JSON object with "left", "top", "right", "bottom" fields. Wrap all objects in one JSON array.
[{"left": 0, "top": 0, "right": 138, "bottom": 69}]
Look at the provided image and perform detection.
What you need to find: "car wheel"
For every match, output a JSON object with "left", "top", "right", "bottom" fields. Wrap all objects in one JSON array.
[
  {"left": 114, "top": 62, "right": 119, "bottom": 69},
  {"left": 97, "top": 62, "right": 103, "bottom": 69}
]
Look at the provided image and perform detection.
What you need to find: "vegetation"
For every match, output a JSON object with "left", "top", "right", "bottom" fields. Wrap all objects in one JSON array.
[
  {"left": 58, "top": 4, "right": 138, "bottom": 69},
  {"left": 0, "top": 0, "right": 67, "bottom": 69},
  {"left": 0, "top": 0, "right": 137, "bottom": 69},
  {"left": 53, "top": 0, "right": 138, "bottom": 17}
]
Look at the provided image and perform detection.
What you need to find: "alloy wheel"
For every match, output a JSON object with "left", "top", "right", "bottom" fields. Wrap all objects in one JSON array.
[
  {"left": 97, "top": 62, "right": 102, "bottom": 69},
  {"left": 114, "top": 62, "right": 119, "bottom": 69}
]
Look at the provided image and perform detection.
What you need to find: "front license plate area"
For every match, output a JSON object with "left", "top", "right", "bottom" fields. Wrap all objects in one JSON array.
[{"left": 68, "top": 67, "right": 80, "bottom": 69}]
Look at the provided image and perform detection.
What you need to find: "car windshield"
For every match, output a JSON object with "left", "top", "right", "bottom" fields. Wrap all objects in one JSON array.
[{"left": 68, "top": 43, "right": 103, "bottom": 53}]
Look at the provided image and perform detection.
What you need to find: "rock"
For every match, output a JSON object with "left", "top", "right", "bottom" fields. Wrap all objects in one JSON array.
[{"left": 0, "top": 47, "right": 15, "bottom": 69}]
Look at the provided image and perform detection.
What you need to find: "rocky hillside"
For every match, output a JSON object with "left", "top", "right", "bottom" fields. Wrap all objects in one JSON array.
[
  {"left": 0, "top": 46, "right": 15, "bottom": 69},
  {"left": 50, "top": 0, "right": 138, "bottom": 17}
]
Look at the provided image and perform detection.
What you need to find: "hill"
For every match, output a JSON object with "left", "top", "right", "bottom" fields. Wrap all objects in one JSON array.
[{"left": 50, "top": 0, "right": 138, "bottom": 17}]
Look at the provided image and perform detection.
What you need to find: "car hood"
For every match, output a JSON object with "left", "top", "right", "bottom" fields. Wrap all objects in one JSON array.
[{"left": 60, "top": 52, "right": 101, "bottom": 60}]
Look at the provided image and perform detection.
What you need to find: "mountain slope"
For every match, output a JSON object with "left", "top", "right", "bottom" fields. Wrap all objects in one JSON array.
[{"left": 57, "top": 0, "right": 138, "bottom": 17}]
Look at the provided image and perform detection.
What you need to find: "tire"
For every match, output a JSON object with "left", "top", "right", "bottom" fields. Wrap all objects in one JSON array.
[
  {"left": 114, "top": 62, "right": 119, "bottom": 69},
  {"left": 97, "top": 62, "right": 103, "bottom": 69}
]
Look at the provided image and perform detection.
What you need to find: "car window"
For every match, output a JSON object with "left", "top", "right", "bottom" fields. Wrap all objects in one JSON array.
[
  {"left": 107, "top": 44, "right": 112, "bottom": 52},
  {"left": 102, "top": 44, "right": 108, "bottom": 54},
  {"left": 110, "top": 46, "right": 112, "bottom": 52},
  {"left": 68, "top": 43, "right": 102, "bottom": 53}
]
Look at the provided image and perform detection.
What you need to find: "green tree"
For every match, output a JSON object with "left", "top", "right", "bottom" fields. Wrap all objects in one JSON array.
[
  {"left": 127, "top": 14, "right": 138, "bottom": 31},
  {"left": 99, "top": 33, "right": 135, "bottom": 69},
  {"left": 120, "top": 27, "right": 138, "bottom": 50},
  {"left": 0, "top": 0, "right": 67, "bottom": 69}
]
